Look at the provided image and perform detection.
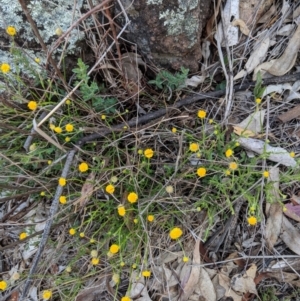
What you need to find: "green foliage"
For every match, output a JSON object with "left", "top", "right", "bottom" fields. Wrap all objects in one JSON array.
[
  {"left": 254, "top": 71, "right": 265, "bottom": 99},
  {"left": 148, "top": 67, "right": 189, "bottom": 91},
  {"left": 72, "top": 58, "right": 117, "bottom": 113}
]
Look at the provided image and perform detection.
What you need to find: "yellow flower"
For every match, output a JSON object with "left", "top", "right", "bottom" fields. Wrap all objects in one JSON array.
[
  {"left": 255, "top": 98, "right": 262, "bottom": 104},
  {"left": 28, "top": 101, "right": 37, "bottom": 111},
  {"left": 49, "top": 123, "right": 55, "bottom": 130},
  {"left": 290, "top": 152, "right": 295, "bottom": 158},
  {"left": 105, "top": 184, "right": 115, "bottom": 194},
  {"left": 183, "top": 256, "right": 189, "bottom": 262},
  {"left": 110, "top": 244, "right": 120, "bottom": 254},
  {"left": 112, "top": 273, "right": 120, "bottom": 284},
  {"left": 235, "top": 142, "right": 240, "bottom": 147},
  {"left": 65, "top": 123, "right": 74, "bottom": 132},
  {"left": 101, "top": 114, "right": 106, "bottom": 120},
  {"left": 0, "top": 63, "right": 10, "bottom": 73},
  {"left": 19, "top": 232, "right": 27, "bottom": 240},
  {"left": 120, "top": 261, "right": 125, "bottom": 267},
  {"left": 118, "top": 205, "right": 126, "bottom": 217},
  {"left": 121, "top": 297, "right": 131, "bottom": 301},
  {"left": 6, "top": 26, "right": 16, "bottom": 36},
  {"left": 225, "top": 149, "right": 233, "bottom": 158},
  {"left": 34, "top": 57, "right": 40, "bottom": 63},
  {"left": 79, "top": 232, "right": 85, "bottom": 238},
  {"left": 283, "top": 206, "right": 287, "bottom": 212},
  {"left": 47, "top": 160, "right": 52, "bottom": 165},
  {"left": 65, "top": 266, "right": 72, "bottom": 272},
  {"left": 127, "top": 192, "right": 138, "bottom": 203},
  {"left": 247, "top": 216, "right": 257, "bottom": 226},
  {"left": 91, "top": 258, "right": 100, "bottom": 265},
  {"left": 142, "top": 270, "right": 151, "bottom": 277},
  {"left": 169, "top": 227, "right": 183, "bottom": 240},
  {"left": 0, "top": 280, "right": 7, "bottom": 291},
  {"left": 134, "top": 218, "right": 138, "bottom": 224},
  {"left": 165, "top": 185, "right": 174, "bottom": 193},
  {"left": 58, "top": 177, "right": 66, "bottom": 186},
  {"left": 78, "top": 162, "right": 89, "bottom": 172},
  {"left": 42, "top": 290, "right": 52, "bottom": 300},
  {"left": 65, "top": 137, "right": 71, "bottom": 142},
  {"left": 263, "top": 171, "right": 269, "bottom": 178},
  {"left": 59, "top": 196, "right": 67, "bottom": 204},
  {"left": 229, "top": 162, "right": 238, "bottom": 170},
  {"left": 147, "top": 215, "right": 154, "bottom": 222},
  {"left": 90, "top": 238, "right": 96, "bottom": 243},
  {"left": 54, "top": 126, "right": 62, "bottom": 134},
  {"left": 40, "top": 191, "right": 45, "bottom": 196},
  {"left": 69, "top": 228, "right": 76, "bottom": 235},
  {"left": 189, "top": 143, "right": 199, "bottom": 152},
  {"left": 138, "top": 149, "right": 143, "bottom": 155},
  {"left": 225, "top": 169, "right": 231, "bottom": 176},
  {"left": 91, "top": 250, "right": 98, "bottom": 258},
  {"left": 209, "top": 119, "right": 214, "bottom": 124},
  {"left": 55, "top": 27, "right": 63, "bottom": 36},
  {"left": 197, "top": 110, "right": 206, "bottom": 119},
  {"left": 132, "top": 263, "right": 137, "bottom": 269},
  {"left": 144, "top": 148, "right": 154, "bottom": 159},
  {"left": 65, "top": 99, "right": 71, "bottom": 105},
  {"left": 197, "top": 167, "right": 207, "bottom": 178},
  {"left": 111, "top": 176, "right": 118, "bottom": 183},
  {"left": 172, "top": 127, "right": 177, "bottom": 133}
]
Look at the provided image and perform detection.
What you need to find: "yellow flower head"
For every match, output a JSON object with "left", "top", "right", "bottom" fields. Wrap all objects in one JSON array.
[
  {"left": 47, "top": 160, "right": 52, "bottom": 165},
  {"left": 132, "top": 263, "right": 137, "bottom": 269},
  {"left": 197, "top": 167, "right": 207, "bottom": 178},
  {"left": 65, "top": 123, "right": 74, "bottom": 132},
  {"left": 197, "top": 110, "right": 206, "bottom": 119},
  {"left": 79, "top": 232, "right": 85, "bottom": 238},
  {"left": 105, "top": 184, "right": 115, "bottom": 194},
  {"left": 147, "top": 215, "right": 154, "bottom": 222},
  {"left": 54, "top": 126, "right": 62, "bottom": 134},
  {"left": 19, "top": 232, "right": 27, "bottom": 240},
  {"left": 109, "top": 244, "right": 120, "bottom": 254},
  {"left": 138, "top": 149, "right": 143, "bottom": 155},
  {"left": 142, "top": 270, "right": 151, "bottom": 277},
  {"left": 65, "top": 137, "right": 71, "bottom": 142},
  {"left": 49, "top": 123, "right": 55, "bottom": 130},
  {"left": 101, "top": 114, "right": 106, "bottom": 120},
  {"left": 290, "top": 152, "right": 295, "bottom": 158},
  {"left": 189, "top": 143, "right": 199, "bottom": 152},
  {"left": 225, "top": 169, "right": 231, "bottom": 176},
  {"left": 112, "top": 273, "right": 120, "bottom": 284},
  {"left": 90, "top": 250, "right": 98, "bottom": 258},
  {"left": 209, "top": 119, "right": 214, "bottom": 124},
  {"left": 59, "top": 196, "right": 67, "bottom": 204},
  {"left": 6, "top": 26, "right": 16, "bottom": 36},
  {"left": 55, "top": 27, "right": 63, "bottom": 36},
  {"left": 42, "top": 290, "right": 52, "bottom": 300},
  {"left": 255, "top": 98, "right": 262, "bottom": 104},
  {"left": 111, "top": 176, "right": 118, "bottom": 183},
  {"left": 90, "top": 238, "right": 96, "bottom": 243},
  {"left": 65, "top": 266, "right": 72, "bottom": 272},
  {"left": 183, "top": 256, "right": 189, "bottom": 262},
  {"left": 229, "top": 162, "right": 238, "bottom": 170},
  {"left": 169, "top": 227, "right": 183, "bottom": 240},
  {"left": 40, "top": 191, "right": 46, "bottom": 196},
  {"left": 118, "top": 205, "right": 126, "bottom": 217},
  {"left": 165, "top": 185, "right": 174, "bottom": 194},
  {"left": 172, "top": 127, "right": 177, "bottom": 133},
  {"left": 69, "top": 228, "right": 76, "bottom": 235},
  {"left": 58, "top": 177, "right": 66, "bottom": 186},
  {"left": 121, "top": 297, "right": 131, "bottom": 301},
  {"left": 65, "top": 99, "right": 71, "bottom": 105},
  {"left": 144, "top": 148, "right": 154, "bottom": 159},
  {"left": 34, "top": 57, "right": 40, "bottom": 63},
  {"left": 127, "top": 192, "right": 138, "bottom": 203},
  {"left": 247, "top": 216, "right": 257, "bottom": 226},
  {"left": 91, "top": 258, "right": 100, "bottom": 265},
  {"left": 0, "top": 280, "right": 7, "bottom": 291},
  {"left": 225, "top": 149, "right": 233, "bottom": 158},
  {"left": 263, "top": 171, "right": 269, "bottom": 178},
  {"left": 120, "top": 261, "right": 125, "bottom": 267},
  {"left": 0, "top": 63, "right": 10, "bottom": 73},
  {"left": 78, "top": 162, "right": 89, "bottom": 172},
  {"left": 28, "top": 101, "right": 37, "bottom": 111}
]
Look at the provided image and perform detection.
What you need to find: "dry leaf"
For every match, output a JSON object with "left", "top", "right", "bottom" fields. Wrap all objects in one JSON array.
[
  {"left": 218, "top": 273, "right": 242, "bottom": 301},
  {"left": 180, "top": 240, "right": 201, "bottom": 301},
  {"left": 265, "top": 168, "right": 283, "bottom": 249},
  {"left": 75, "top": 279, "right": 106, "bottom": 301},
  {"left": 74, "top": 172, "right": 96, "bottom": 209},
  {"left": 237, "top": 137, "right": 297, "bottom": 167},
  {"left": 198, "top": 268, "right": 217, "bottom": 301},
  {"left": 281, "top": 216, "right": 300, "bottom": 255},
  {"left": 277, "top": 104, "right": 300, "bottom": 123},
  {"left": 185, "top": 75, "right": 206, "bottom": 87},
  {"left": 284, "top": 203, "right": 300, "bottom": 223},
  {"left": 267, "top": 24, "right": 300, "bottom": 76},
  {"left": 240, "top": 0, "right": 273, "bottom": 25},
  {"left": 257, "top": 4, "right": 276, "bottom": 23},
  {"left": 277, "top": 24, "right": 295, "bottom": 36},
  {"left": 252, "top": 59, "right": 275, "bottom": 80},
  {"left": 233, "top": 110, "right": 265, "bottom": 135},
  {"left": 232, "top": 19, "right": 250, "bottom": 36},
  {"left": 231, "top": 264, "right": 257, "bottom": 295}
]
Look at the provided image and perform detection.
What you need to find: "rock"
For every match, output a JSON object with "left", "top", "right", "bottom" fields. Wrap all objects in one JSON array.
[{"left": 116, "top": 0, "right": 212, "bottom": 72}]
